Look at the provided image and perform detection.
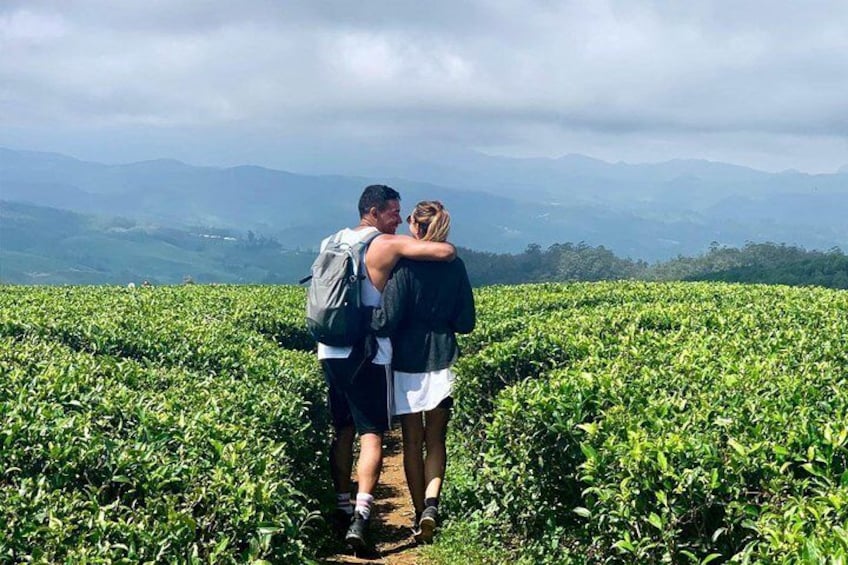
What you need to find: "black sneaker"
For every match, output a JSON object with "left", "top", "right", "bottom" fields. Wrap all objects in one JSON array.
[
  {"left": 345, "top": 511, "right": 370, "bottom": 552},
  {"left": 411, "top": 511, "right": 423, "bottom": 543},
  {"left": 418, "top": 506, "right": 438, "bottom": 544},
  {"left": 331, "top": 508, "right": 353, "bottom": 539}
]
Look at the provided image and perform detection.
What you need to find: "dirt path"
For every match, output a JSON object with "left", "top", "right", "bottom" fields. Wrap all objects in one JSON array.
[{"left": 320, "top": 429, "right": 426, "bottom": 565}]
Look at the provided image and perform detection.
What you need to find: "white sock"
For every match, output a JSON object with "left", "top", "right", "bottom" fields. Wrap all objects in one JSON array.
[
  {"left": 337, "top": 492, "right": 353, "bottom": 515},
  {"left": 355, "top": 493, "right": 374, "bottom": 520}
]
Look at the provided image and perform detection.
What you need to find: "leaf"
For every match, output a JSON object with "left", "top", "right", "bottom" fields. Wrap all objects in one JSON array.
[
  {"left": 209, "top": 438, "right": 224, "bottom": 458},
  {"left": 801, "top": 463, "right": 825, "bottom": 478},
  {"left": 613, "top": 539, "right": 636, "bottom": 553},
  {"left": 727, "top": 438, "right": 747, "bottom": 457},
  {"left": 701, "top": 553, "right": 723, "bottom": 565},
  {"left": 580, "top": 443, "right": 598, "bottom": 460},
  {"left": 679, "top": 550, "right": 698, "bottom": 563},
  {"left": 657, "top": 451, "right": 668, "bottom": 472},
  {"left": 572, "top": 506, "right": 592, "bottom": 518},
  {"left": 772, "top": 445, "right": 790, "bottom": 458},
  {"left": 256, "top": 524, "right": 280, "bottom": 536},
  {"left": 648, "top": 512, "right": 663, "bottom": 530},
  {"left": 576, "top": 422, "right": 598, "bottom": 436}
]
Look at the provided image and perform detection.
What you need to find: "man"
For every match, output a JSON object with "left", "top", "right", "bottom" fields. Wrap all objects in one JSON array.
[{"left": 317, "top": 184, "right": 455, "bottom": 551}]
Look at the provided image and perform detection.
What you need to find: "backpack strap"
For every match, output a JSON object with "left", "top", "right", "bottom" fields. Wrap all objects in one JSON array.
[
  {"left": 300, "top": 228, "right": 381, "bottom": 285},
  {"left": 350, "top": 229, "right": 382, "bottom": 279},
  {"left": 360, "top": 229, "right": 382, "bottom": 247}
]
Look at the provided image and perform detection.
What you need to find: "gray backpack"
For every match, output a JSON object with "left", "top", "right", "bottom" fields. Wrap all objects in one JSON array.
[{"left": 304, "top": 229, "right": 382, "bottom": 346}]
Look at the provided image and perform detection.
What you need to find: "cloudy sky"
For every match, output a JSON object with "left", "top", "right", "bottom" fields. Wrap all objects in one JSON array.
[{"left": 1, "top": 0, "right": 847, "bottom": 173}]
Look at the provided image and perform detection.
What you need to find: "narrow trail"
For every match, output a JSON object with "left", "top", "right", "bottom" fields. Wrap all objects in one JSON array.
[{"left": 320, "top": 430, "right": 426, "bottom": 565}]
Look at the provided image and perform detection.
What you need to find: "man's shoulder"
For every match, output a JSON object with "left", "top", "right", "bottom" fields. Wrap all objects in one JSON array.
[
  {"left": 368, "top": 232, "right": 399, "bottom": 245},
  {"left": 366, "top": 233, "right": 409, "bottom": 255},
  {"left": 324, "top": 227, "right": 380, "bottom": 244}
]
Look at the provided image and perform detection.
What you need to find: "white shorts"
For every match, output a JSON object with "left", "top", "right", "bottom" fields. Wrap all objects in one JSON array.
[{"left": 392, "top": 367, "right": 455, "bottom": 416}]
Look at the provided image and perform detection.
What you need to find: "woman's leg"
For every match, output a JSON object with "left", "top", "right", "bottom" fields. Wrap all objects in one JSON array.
[
  {"left": 423, "top": 407, "right": 450, "bottom": 500},
  {"left": 400, "top": 412, "right": 426, "bottom": 515}
]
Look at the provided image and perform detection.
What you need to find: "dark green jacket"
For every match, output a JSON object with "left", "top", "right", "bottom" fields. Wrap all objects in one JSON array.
[{"left": 371, "top": 257, "right": 475, "bottom": 373}]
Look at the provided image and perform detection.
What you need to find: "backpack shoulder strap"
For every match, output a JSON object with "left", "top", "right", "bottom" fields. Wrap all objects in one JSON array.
[
  {"left": 348, "top": 228, "right": 382, "bottom": 278},
  {"left": 361, "top": 229, "right": 382, "bottom": 246}
]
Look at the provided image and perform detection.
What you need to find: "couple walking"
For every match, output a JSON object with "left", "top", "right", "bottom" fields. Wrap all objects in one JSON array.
[{"left": 312, "top": 184, "right": 475, "bottom": 551}]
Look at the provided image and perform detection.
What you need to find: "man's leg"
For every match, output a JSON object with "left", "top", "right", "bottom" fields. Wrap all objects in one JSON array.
[
  {"left": 323, "top": 359, "right": 357, "bottom": 529},
  {"left": 346, "top": 432, "right": 384, "bottom": 550},
  {"left": 356, "top": 431, "right": 384, "bottom": 496},
  {"left": 330, "top": 424, "right": 355, "bottom": 497},
  {"left": 345, "top": 362, "right": 391, "bottom": 550}
]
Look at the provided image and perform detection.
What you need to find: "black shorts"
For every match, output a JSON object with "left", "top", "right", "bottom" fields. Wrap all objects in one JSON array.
[{"left": 322, "top": 356, "right": 392, "bottom": 435}]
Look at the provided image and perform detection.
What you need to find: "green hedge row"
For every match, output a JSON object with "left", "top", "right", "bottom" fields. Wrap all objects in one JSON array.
[
  {"left": 439, "top": 282, "right": 848, "bottom": 564},
  {"left": 7, "top": 282, "right": 848, "bottom": 563},
  {"left": 0, "top": 286, "right": 329, "bottom": 563}
]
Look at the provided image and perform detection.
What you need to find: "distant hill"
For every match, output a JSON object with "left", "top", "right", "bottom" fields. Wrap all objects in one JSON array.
[
  {"left": 4, "top": 200, "right": 847, "bottom": 289},
  {"left": 2, "top": 147, "right": 847, "bottom": 260},
  {"left": 0, "top": 201, "right": 313, "bottom": 285}
]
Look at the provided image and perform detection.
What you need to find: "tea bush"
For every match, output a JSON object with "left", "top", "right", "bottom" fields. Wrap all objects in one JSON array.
[
  {"left": 437, "top": 282, "right": 848, "bottom": 564},
  {"left": 0, "top": 286, "right": 328, "bottom": 562},
  {"left": 5, "top": 282, "right": 848, "bottom": 563}
]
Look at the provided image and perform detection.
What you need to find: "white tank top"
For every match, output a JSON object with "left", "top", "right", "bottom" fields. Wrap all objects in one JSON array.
[{"left": 316, "top": 227, "right": 392, "bottom": 364}]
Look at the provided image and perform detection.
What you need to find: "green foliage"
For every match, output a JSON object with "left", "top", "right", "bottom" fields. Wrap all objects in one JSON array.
[
  {"left": 458, "top": 241, "right": 848, "bottom": 290},
  {"left": 651, "top": 242, "right": 848, "bottom": 288},
  {"left": 0, "top": 200, "right": 315, "bottom": 285},
  {"left": 460, "top": 242, "right": 647, "bottom": 286},
  {"left": 0, "top": 285, "right": 330, "bottom": 562},
  {"left": 4, "top": 281, "right": 848, "bottom": 563},
  {"left": 437, "top": 282, "right": 848, "bottom": 564},
  {"left": 5, "top": 197, "right": 847, "bottom": 289}
]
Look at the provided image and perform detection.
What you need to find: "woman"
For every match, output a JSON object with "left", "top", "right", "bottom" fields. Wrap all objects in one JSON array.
[{"left": 371, "top": 200, "right": 476, "bottom": 544}]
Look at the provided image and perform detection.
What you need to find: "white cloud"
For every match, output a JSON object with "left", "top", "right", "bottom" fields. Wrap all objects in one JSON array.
[
  {"left": 0, "top": 8, "right": 67, "bottom": 42},
  {"left": 0, "top": 0, "right": 846, "bottom": 172}
]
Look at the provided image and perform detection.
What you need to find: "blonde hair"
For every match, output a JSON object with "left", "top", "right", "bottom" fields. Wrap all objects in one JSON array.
[{"left": 409, "top": 200, "right": 451, "bottom": 242}]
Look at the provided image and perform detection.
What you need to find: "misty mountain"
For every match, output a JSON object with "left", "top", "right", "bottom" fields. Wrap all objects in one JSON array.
[
  {"left": 0, "top": 200, "right": 314, "bottom": 285},
  {"left": 2, "top": 147, "right": 847, "bottom": 260},
  {"left": 323, "top": 146, "right": 848, "bottom": 218},
  {"left": 5, "top": 201, "right": 846, "bottom": 290}
]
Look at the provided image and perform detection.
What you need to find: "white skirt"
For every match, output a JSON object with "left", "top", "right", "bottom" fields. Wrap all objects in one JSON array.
[{"left": 392, "top": 367, "right": 455, "bottom": 415}]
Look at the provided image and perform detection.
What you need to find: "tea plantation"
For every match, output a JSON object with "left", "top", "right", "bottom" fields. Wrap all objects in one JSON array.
[
  {"left": 437, "top": 282, "right": 848, "bottom": 564},
  {"left": 0, "top": 286, "right": 323, "bottom": 563},
  {"left": 1, "top": 282, "right": 847, "bottom": 563}
]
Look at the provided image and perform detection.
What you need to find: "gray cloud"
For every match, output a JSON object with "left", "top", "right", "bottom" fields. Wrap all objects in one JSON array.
[{"left": 1, "top": 0, "right": 846, "bottom": 172}]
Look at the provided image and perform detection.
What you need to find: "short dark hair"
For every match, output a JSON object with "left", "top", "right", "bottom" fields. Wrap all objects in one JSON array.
[{"left": 358, "top": 184, "right": 401, "bottom": 217}]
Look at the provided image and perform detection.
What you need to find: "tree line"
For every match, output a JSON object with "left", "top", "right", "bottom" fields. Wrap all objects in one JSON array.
[{"left": 459, "top": 241, "right": 848, "bottom": 289}]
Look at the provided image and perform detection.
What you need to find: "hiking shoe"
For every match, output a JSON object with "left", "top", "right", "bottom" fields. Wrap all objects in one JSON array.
[
  {"left": 331, "top": 508, "right": 353, "bottom": 539},
  {"left": 345, "top": 511, "right": 370, "bottom": 552},
  {"left": 418, "top": 506, "right": 438, "bottom": 544},
  {"left": 411, "top": 512, "right": 423, "bottom": 543}
]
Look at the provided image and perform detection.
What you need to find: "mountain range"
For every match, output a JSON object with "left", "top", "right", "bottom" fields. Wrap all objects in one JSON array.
[{"left": 1, "top": 146, "right": 847, "bottom": 283}]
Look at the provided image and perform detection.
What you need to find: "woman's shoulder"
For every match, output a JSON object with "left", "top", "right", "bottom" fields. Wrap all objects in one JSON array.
[{"left": 395, "top": 256, "right": 465, "bottom": 273}]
